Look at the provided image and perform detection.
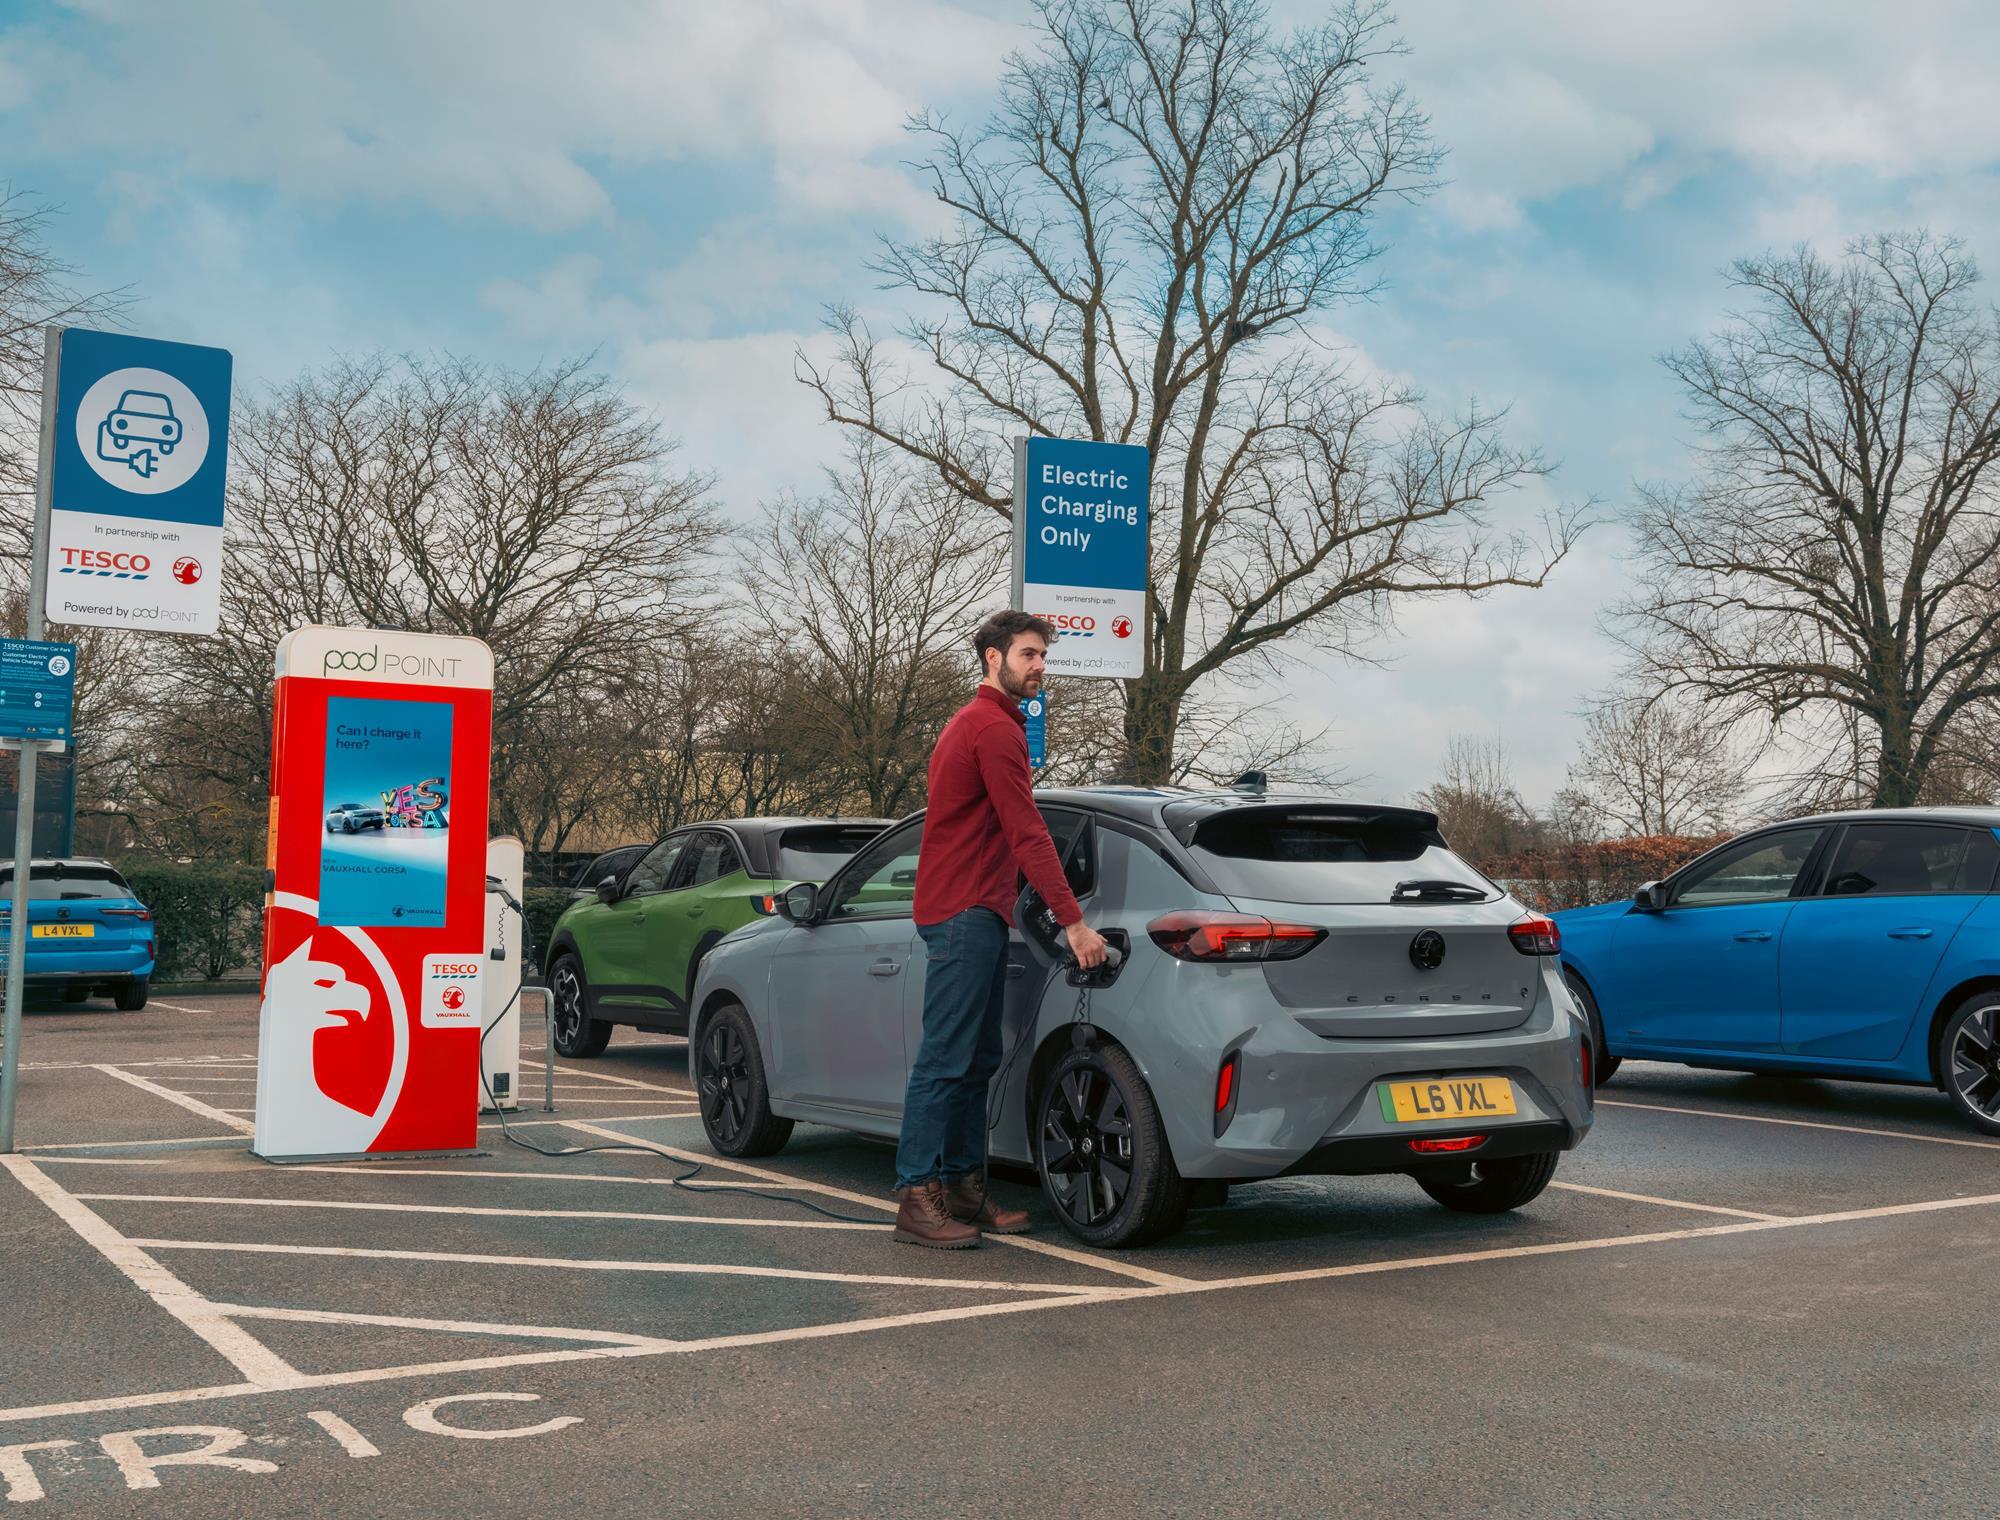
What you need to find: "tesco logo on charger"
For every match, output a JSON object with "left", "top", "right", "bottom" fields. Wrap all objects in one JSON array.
[
  {"left": 431, "top": 962, "right": 481, "bottom": 978},
  {"left": 59, "top": 546, "right": 152, "bottom": 579}
]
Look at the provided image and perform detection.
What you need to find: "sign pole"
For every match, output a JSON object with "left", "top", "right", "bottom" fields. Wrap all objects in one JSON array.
[{"left": 0, "top": 328, "right": 61, "bottom": 1152}]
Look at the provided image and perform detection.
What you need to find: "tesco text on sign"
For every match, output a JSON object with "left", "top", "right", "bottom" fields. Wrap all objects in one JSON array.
[{"left": 1012, "top": 437, "right": 1149, "bottom": 679}]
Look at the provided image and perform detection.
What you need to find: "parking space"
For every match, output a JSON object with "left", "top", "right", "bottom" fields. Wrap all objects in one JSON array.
[{"left": 2, "top": 993, "right": 1997, "bottom": 1513}]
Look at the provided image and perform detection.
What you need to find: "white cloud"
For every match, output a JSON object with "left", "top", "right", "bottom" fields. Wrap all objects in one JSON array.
[
  {"left": 1366, "top": 0, "right": 2000, "bottom": 225},
  {"left": 2, "top": 0, "right": 1017, "bottom": 230}
]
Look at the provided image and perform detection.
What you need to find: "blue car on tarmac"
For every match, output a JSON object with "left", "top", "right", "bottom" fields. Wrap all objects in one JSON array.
[
  {"left": 1556, "top": 808, "right": 2000, "bottom": 1134},
  {"left": 0, "top": 859, "right": 155, "bottom": 1010}
]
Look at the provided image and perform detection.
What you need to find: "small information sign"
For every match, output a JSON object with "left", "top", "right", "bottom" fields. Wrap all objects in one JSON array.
[{"left": 0, "top": 639, "right": 76, "bottom": 742}]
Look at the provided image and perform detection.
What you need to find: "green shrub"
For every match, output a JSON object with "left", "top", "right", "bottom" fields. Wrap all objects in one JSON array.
[
  {"left": 523, "top": 886, "right": 575, "bottom": 973},
  {"left": 118, "top": 859, "right": 267, "bottom": 981}
]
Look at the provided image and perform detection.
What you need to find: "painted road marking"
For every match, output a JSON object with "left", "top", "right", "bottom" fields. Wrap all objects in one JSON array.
[
  {"left": 295, "top": 1166, "right": 802, "bottom": 1190},
  {"left": 127, "top": 1237, "right": 1110, "bottom": 1297},
  {"left": 562, "top": 1119, "right": 1197, "bottom": 1289},
  {"left": 305, "top": 1410, "right": 380, "bottom": 1459},
  {"left": 1597, "top": 1097, "right": 2000, "bottom": 1152},
  {"left": 1547, "top": 1181, "right": 1784, "bottom": 1220},
  {"left": 0, "top": 1157, "right": 296, "bottom": 1388},
  {"left": 146, "top": 1000, "right": 217, "bottom": 1013},
  {"left": 211, "top": 1302, "right": 677, "bottom": 1348},
  {"left": 77, "top": 1192, "right": 892, "bottom": 1232},
  {"left": 550, "top": 1066, "right": 694, "bottom": 1097},
  {"left": 92, "top": 1066, "right": 255, "bottom": 1136}
]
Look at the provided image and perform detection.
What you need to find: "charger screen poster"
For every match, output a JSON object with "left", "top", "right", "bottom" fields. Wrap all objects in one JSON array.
[{"left": 319, "top": 696, "right": 453, "bottom": 927}]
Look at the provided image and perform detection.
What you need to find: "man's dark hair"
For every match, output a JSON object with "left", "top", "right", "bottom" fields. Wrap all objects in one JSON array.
[{"left": 973, "top": 610, "right": 1055, "bottom": 673}]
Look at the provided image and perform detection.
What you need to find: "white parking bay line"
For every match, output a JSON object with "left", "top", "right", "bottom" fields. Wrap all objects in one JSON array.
[
  {"left": 77, "top": 1192, "right": 892, "bottom": 1233},
  {"left": 149, "top": 999, "right": 216, "bottom": 1013},
  {"left": 208, "top": 1302, "right": 680, "bottom": 1349},
  {"left": 562, "top": 1120, "right": 1197, "bottom": 1289},
  {"left": 126, "top": 1238, "right": 1111, "bottom": 1297},
  {"left": 92, "top": 1065, "right": 256, "bottom": 1136},
  {"left": 1597, "top": 1097, "right": 2000, "bottom": 1152},
  {"left": 551, "top": 1065, "right": 695, "bottom": 1097},
  {"left": 1547, "top": 1180, "right": 1782, "bottom": 1221},
  {"left": 0, "top": 1156, "right": 299, "bottom": 1388}
]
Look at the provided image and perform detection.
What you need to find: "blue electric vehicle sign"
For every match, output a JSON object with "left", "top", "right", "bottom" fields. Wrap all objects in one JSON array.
[
  {"left": 1013, "top": 437, "right": 1148, "bottom": 678},
  {"left": 1020, "top": 693, "right": 1045, "bottom": 769},
  {"left": 0, "top": 640, "right": 77, "bottom": 742},
  {"left": 45, "top": 327, "right": 232, "bottom": 637}
]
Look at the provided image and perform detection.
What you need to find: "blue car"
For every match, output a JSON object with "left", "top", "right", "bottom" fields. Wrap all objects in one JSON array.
[
  {"left": 0, "top": 859, "right": 155, "bottom": 1010},
  {"left": 1556, "top": 808, "right": 2000, "bottom": 1133}
]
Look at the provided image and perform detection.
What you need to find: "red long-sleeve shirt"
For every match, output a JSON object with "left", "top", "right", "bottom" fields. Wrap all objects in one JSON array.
[{"left": 912, "top": 684, "right": 1083, "bottom": 929}]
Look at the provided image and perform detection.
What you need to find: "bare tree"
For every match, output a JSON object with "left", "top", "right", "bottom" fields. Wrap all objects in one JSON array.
[
  {"left": 801, "top": 0, "right": 1581, "bottom": 783},
  {"left": 0, "top": 191, "right": 125, "bottom": 560},
  {"left": 741, "top": 438, "right": 1002, "bottom": 816},
  {"left": 1622, "top": 232, "right": 2000, "bottom": 808},
  {"left": 1413, "top": 734, "right": 1533, "bottom": 864},
  {"left": 1564, "top": 690, "right": 1748, "bottom": 838},
  {"left": 148, "top": 354, "right": 721, "bottom": 871}
]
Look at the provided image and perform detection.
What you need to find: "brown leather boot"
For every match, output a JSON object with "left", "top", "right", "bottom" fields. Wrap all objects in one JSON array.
[
  {"left": 892, "top": 1179, "right": 981, "bottom": 1249},
  {"left": 945, "top": 1172, "right": 1030, "bottom": 1235}
]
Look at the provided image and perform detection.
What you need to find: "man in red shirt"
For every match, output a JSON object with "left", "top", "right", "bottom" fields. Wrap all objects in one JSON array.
[{"left": 893, "top": 610, "right": 1108, "bottom": 1248}]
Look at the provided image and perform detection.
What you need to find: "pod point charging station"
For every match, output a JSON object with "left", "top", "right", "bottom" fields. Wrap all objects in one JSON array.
[{"left": 254, "top": 625, "right": 495, "bottom": 1162}]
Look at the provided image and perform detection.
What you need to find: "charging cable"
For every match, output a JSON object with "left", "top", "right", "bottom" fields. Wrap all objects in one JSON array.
[{"left": 474, "top": 880, "right": 876, "bottom": 1224}]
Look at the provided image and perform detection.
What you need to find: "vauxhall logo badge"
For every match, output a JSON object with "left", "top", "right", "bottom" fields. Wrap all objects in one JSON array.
[{"left": 1409, "top": 930, "right": 1446, "bottom": 971}]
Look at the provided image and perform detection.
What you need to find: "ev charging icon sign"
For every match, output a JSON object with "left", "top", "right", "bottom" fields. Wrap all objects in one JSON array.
[{"left": 74, "top": 367, "right": 211, "bottom": 493}]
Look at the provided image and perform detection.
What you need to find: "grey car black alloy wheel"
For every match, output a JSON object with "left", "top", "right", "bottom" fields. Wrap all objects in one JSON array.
[
  {"left": 699, "top": 1018, "right": 754, "bottom": 1146},
  {"left": 1949, "top": 1002, "right": 2000, "bottom": 1123},
  {"left": 1041, "top": 1063, "right": 1135, "bottom": 1229}
]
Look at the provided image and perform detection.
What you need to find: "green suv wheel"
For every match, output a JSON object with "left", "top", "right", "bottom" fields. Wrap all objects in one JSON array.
[{"left": 548, "top": 954, "right": 611, "bottom": 1058}]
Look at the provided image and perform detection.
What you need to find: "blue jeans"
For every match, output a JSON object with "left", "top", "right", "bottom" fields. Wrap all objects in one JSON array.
[{"left": 894, "top": 907, "right": 1009, "bottom": 1191}]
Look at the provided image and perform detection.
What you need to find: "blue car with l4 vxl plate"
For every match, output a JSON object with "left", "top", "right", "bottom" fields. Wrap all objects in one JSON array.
[
  {"left": 0, "top": 859, "right": 155, "bottom": 1010},
  {"left": 1556, "top": 807, "right": 2000, "bottom": 1133}
]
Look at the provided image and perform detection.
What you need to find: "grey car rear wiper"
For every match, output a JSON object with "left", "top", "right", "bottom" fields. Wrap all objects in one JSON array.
[{"left": 1391, "top": 879, "right": 1488, "bottom": 902}]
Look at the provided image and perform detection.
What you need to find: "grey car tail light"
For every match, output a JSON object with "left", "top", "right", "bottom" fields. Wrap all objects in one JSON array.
[
  {"left": 1148, "top": 910, "right": 1326, "bottom": 962},
  {"left": 1507, "top": 914, "right": 1562, "bottom": 955}
]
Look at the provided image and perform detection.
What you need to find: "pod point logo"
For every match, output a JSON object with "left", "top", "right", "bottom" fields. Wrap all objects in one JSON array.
[
  {"left": 74, "top": 367, "right": 211, "bottom": 495},
  {"left": 321, "top": 645, "right": 467, "bottom": 682}
]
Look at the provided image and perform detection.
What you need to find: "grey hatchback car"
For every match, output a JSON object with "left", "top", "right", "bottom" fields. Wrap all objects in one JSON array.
[{"left": 688, "top": 788, "right": 1595, "bottom": 1247}]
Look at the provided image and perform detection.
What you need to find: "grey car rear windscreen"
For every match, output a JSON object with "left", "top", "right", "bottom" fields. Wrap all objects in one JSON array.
[{"left": 1185, "top": 811, "right": 1494, "bottom": 905}]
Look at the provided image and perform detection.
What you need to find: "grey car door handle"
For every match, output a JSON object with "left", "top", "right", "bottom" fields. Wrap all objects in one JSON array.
[
  {"left": 1733, "top": 929, "right": 1772, "bottom": 942},
  {"left": 1007, "top": 962, "right": 1027, "bottom": 978},
  {"left": 1888, "top": 926, "right": 1934, "bottom": 939},
  {"left": 868, "top": 959, "right": 901, "bottom": 976}
]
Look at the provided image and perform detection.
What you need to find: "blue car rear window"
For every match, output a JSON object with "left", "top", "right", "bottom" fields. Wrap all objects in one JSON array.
[{"left": 0, "top": 867, "right": 133, "bottom": 901}]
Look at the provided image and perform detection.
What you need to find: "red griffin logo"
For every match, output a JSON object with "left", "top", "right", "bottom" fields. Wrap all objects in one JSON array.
[
  {"left": 440, "top": 986, "right": 466, "bottom": 1011},
  {"left": 172, "top": 556, "right": 202, "bottom": 585},
  {"left": 1111, "top": 615, "right": 1133, "bottom": 638}
]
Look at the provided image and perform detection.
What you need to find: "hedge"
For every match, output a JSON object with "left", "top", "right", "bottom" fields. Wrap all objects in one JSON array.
[
  {"left": 523, "top": 887, "right": 575, "bottom": 974},
  {"left": 117, "top": 859, "right": 267, "bottom": 982}
]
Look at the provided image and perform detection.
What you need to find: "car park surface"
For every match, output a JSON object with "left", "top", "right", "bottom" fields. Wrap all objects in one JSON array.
[{"left": 2, "top": 990, "right": 1998, "bottom": 1514}]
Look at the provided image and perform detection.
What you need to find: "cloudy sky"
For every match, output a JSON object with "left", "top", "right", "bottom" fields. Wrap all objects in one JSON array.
[{"left": 5, "top": 0, "right": 1996, "bottom": 803}]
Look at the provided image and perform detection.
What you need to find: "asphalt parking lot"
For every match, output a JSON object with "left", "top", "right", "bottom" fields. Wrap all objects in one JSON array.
[{"left": 2, "top": 992, "right": 1997, "bottom": 1517}]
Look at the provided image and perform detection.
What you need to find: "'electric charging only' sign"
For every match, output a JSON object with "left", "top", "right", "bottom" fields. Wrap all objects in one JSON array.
[{"left": 1012, "top": 436, "right": 1149, "bottom": 679}]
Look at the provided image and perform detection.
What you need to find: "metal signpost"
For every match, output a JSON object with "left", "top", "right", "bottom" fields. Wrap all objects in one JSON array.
[
  {"left": 1020, "top": 693, "right": 1046, "bottom": 768},
  {"left": 0, "top": 326, "right": 232, "bottom": 1153},
  {"left": 1011, "top": 435, "right": 1150, "bottom": 680}
]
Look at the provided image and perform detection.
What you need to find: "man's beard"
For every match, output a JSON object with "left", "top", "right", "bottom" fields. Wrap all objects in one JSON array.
[{"left": 996, "top": 664, "right": 1041, "bottom": 701}]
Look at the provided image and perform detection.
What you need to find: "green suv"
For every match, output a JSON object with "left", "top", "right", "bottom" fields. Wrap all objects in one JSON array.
[{"left": 543, "top": 817, "right": 887, "bottom": 1057}]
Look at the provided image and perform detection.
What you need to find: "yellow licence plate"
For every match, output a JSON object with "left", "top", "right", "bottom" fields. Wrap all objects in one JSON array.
[
  {"left": 1379, "top": 1076, "right": 1516, "bottom": 1123},
  {"left": 31, "top": 924, "right": 94, "bottom": 939}
]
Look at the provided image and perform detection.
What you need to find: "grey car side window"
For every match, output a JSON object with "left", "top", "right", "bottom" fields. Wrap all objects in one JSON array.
[{"left": 824, "top": 822, "right": 923, "bottom": 919}]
